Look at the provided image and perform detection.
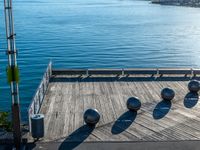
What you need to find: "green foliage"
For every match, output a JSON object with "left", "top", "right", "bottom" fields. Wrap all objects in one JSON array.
[{"left": 0, "top": 112, "right": 12, "bottom": 132}]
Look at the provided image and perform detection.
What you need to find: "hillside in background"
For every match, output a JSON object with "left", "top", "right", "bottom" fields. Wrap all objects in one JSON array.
[{"left": 152, "top": 0, "right": 200, "bottom": 7}]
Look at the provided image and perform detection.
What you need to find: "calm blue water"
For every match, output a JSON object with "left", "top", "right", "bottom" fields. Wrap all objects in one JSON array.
[{"left": 0, "top": 0, "right": 200, "bottom": 121}]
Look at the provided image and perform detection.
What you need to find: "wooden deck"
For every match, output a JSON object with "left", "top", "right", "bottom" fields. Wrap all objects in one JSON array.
[{"left": 36, "top": 70, "right": 200, "bottom": 143}]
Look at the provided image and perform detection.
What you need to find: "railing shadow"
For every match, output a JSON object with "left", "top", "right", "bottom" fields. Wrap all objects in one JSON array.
[
  {"left": 184, "top": 92, "right": 199, "bottom": 108},
  {"left": 50, "top": 76, "right": 200, "bottom": 83},
  {"left": 153, "top": 100, "right": 171, "bottom": 120},
  {"left": 111, "top": 111, "right": 137, "bottom": 135},
  {"left": 58, "top": 125, "right": 94, "bottom": 150},
  {"left": 50, "top": 76, "right": 156, "bottom": 82}
]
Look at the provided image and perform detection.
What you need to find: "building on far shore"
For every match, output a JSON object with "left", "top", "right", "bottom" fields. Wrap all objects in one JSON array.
[{"left": 151, "top": 0, "right": 200, "bottom": 7}]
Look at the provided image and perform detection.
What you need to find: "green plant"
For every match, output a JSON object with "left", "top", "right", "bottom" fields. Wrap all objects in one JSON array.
[{"left": 0, "top": 112, "right": 12, "bottom": 132}]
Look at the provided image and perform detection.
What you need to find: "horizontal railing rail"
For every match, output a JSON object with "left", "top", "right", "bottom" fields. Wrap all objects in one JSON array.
[{"left": 52, "top": 68, "right": 200, "bottom": 76}]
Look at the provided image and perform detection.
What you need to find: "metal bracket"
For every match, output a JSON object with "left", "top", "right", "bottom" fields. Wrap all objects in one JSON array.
[
  {"left": 6, "top": 50, "right": 17, "bottom": 55},
  {"left": 5, "top": 6, "right": 12, "bottom": 9},
  {"left": 7, "top": 34, "right": 16, "bottom": 39},
  {"left": 12, "top": 92, "right": 18, "bottom": 95}
]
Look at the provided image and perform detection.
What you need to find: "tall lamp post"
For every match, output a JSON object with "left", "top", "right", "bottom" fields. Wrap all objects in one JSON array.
[{"left": 4, "top": 0, "right": 21, "bottom": 149}]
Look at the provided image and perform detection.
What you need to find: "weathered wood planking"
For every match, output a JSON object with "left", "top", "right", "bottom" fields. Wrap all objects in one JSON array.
[{"left": 38, "top": 74, "right": 200, "bottom": 142}]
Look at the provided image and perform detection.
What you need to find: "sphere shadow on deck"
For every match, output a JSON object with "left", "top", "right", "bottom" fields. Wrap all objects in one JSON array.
[
  {"left": 58, "top": 125, "right": 94, "bottom": 150},
  {"left": 184, "top": 92, "right": 199, "bottom": 108},
  {"left": 153, "top": 100, "right": 172, "bottom": 120},
  {"left": 111, "top": 111, "right": 137, "bottom": 134}
]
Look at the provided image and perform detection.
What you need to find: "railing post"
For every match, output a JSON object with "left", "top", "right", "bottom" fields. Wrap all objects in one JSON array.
[
  {"left": 33, "top": 98, "right": 36, "bottom": 114},
  {"left": 28, "top": 109, "right": 32, "bottom": 133},
  {"left": 156, "top": 68, "right": 159, "bottom": 78},
  {"left": 49, "top": 61, "right": 52, "bottom": 77},
  {"left": 122, "top": 68, "right": 124, "bottom": 76},
  {"left": 191, "top": 68, "right": 194, "bottom": 79}
]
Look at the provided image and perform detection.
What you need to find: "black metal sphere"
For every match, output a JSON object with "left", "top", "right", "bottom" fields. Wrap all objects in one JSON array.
[
  {"left": 188, "top": 80, "right": 200, "bottom": 93},
  {"left": 161, "top": 88, "right": 175, "bottom": 101},
  {"left": 126, "top": 97, "right": 141, "bottom": 111},
  {"left": 84, "top": 109, "right": 100, "bottom": 125}
]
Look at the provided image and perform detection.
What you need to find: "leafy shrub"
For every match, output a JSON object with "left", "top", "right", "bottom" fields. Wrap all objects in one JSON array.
[{"left": 0, "top": 112, "right": 12, "bottom": 132}]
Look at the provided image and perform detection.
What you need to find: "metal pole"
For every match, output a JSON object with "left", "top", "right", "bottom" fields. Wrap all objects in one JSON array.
[{"left": 3, "top": 0, "right": 21, "bottom": 149}]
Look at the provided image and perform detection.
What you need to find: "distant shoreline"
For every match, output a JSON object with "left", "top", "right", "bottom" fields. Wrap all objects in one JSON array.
[{"left": 151, "top": 0, "right": 200, "bottom": 8}]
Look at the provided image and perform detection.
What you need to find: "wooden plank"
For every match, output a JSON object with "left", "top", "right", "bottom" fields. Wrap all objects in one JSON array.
[
  {"left": 62, "top": 81, "right": 73, "bottom": 137},
  {"left": 51, "top": 83, "right": 66, "bottom": 139},
  {"left": 45, "top": 83, "right": 61, "bottom": 140},
  {"left": 93, "top": 82, "right": 106, "bottom": 127}
]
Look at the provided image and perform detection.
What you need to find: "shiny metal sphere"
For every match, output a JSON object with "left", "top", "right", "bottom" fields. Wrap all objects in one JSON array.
[
  {"left": 161, "top": 88, "right": 175, "bottom": 101},
  {"left": 84, "top": 109, "right": 100, "bottom": 125},
  {"left": 188, "top": 80, "right": 200, "bottom": 93},
  {"left": 126, "top": 97, "right": 141, "bottom": 111}
]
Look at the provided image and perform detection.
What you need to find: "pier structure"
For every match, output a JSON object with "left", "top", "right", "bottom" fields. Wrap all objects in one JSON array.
[{"left": 28, "top": 62, "right": 200, "bottom": 149}]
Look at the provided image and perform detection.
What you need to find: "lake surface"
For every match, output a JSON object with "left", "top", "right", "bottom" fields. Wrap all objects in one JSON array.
[{"left": 0, "top": 0, "right": 200, "bottom": 121}]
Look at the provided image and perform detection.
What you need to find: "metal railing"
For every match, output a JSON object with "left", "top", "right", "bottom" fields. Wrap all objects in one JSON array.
[
  {"left": 28, "top": 61, "right": 52, "bottom": 132},
  {"left": 52, "top": 68, "right": 200, "bottom": 77}
]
